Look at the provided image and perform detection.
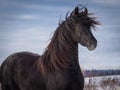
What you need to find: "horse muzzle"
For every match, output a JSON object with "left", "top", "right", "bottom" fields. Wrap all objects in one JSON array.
[{"left": 87, "top": 40, "right": 97, "bottom": 51}]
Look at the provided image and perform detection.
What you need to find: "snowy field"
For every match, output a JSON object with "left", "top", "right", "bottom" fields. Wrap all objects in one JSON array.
[
  {"left": 84, "top": 75, "right": 120, "bottom": 90},
  {"left": 0, "top": 75, "right": 120, "bottom": 90}
]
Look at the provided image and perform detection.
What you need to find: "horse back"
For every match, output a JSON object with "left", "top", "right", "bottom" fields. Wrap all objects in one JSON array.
[{"left": 0, "top": 52, "right": 45, "bottom": 90}]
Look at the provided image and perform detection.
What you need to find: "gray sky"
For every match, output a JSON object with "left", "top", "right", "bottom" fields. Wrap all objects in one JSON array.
[{"left": 0, "top": 0, "right": 120, "bottom": 69}]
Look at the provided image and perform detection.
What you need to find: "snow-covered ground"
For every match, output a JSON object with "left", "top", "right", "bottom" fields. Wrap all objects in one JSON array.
[
  {"left": 84, "top": 75, "right": 120, "bottom": 90},
  {"left": 0, "top": 75, "right": 119, "bottom": 90}
]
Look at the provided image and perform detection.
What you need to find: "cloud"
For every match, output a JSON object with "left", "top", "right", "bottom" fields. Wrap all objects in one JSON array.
[
  {"left": 0, "top": 14, "right": 43, "bottom": 21},
  {"left": 0, "top": 27, "right": 58, "bottom": 52},
  {"left": 79, "top": 50, "right": 120, "bottom": 69},
  {"left": 0, "top": 0, "right": 71, "bottom": 26},
  {"left": 0, "top": 27, "right": 54, "bottom": 61},
  {"left": 0, "top": 0, "right": 71, "bottom": 12},
  {"left": 91, "top": 0, "right": 120, "bottom": 6},
  {"left": 15, "top": 14, "right": 40, "bottom": 20}
]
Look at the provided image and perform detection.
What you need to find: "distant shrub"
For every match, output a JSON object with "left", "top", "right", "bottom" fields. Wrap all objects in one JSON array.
[
  {"left": 84, "top": 76, "right": 120, "bottom": 90},
  {"left": 84, "top": 69, "right": 120, "bottom": 77}
]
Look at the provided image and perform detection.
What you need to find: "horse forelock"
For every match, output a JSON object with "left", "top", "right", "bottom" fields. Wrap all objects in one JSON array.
[{"left": 68, "top": 12, "right": 100, "bottom": 30}]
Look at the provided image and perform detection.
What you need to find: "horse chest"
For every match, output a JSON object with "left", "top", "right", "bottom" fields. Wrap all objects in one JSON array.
[{"left": 46, "top": 72, "right": 69, "bottom": 90}]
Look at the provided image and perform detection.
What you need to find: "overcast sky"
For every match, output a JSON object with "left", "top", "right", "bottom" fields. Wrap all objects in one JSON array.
[{"left": 0, "top": 0, "right": 120, "bottom": 70}]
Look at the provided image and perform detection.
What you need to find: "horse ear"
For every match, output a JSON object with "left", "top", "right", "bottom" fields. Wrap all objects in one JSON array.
[
  {"left": 84, "top": 8, "right": 88, "bottom": 15},
  {"left": 71, "top": 6, "right": 79, "bottom": 16},
  {"left": 74, "top": 7, "right": 79, "bottom": 15}
]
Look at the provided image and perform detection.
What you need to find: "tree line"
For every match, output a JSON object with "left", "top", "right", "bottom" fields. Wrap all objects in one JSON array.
[{"left": 84, "top": 69, "right": 120, "bottom": 77}]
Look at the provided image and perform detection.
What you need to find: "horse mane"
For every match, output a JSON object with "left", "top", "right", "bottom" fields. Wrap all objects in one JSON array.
[
  {"left": 36, "top": 21, "right": 76, "bottom": 74},
  {"left": 36, "top": 7, "right": 99, "bottom": 75}
]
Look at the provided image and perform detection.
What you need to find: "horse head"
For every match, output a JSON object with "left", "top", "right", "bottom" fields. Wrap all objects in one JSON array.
[{"left": 66, "top": 6, "right": 99, "bottom": 51}]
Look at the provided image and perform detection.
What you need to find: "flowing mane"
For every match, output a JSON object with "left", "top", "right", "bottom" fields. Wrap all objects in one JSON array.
[
  {"left": 37, "top": 7, "right": 99, "bottom": 75},
  {"left": 37, "top": 21, "right": 77, "bottom": 74}
]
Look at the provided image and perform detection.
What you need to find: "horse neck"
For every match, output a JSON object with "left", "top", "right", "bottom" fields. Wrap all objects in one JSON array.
[{"left": 39, "top": 22, "right": 80, "bottom": 73}]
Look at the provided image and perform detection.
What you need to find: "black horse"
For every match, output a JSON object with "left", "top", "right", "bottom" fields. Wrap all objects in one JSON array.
[{"left": 0, "top": 6, "right": 99, "bottom": 90}]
